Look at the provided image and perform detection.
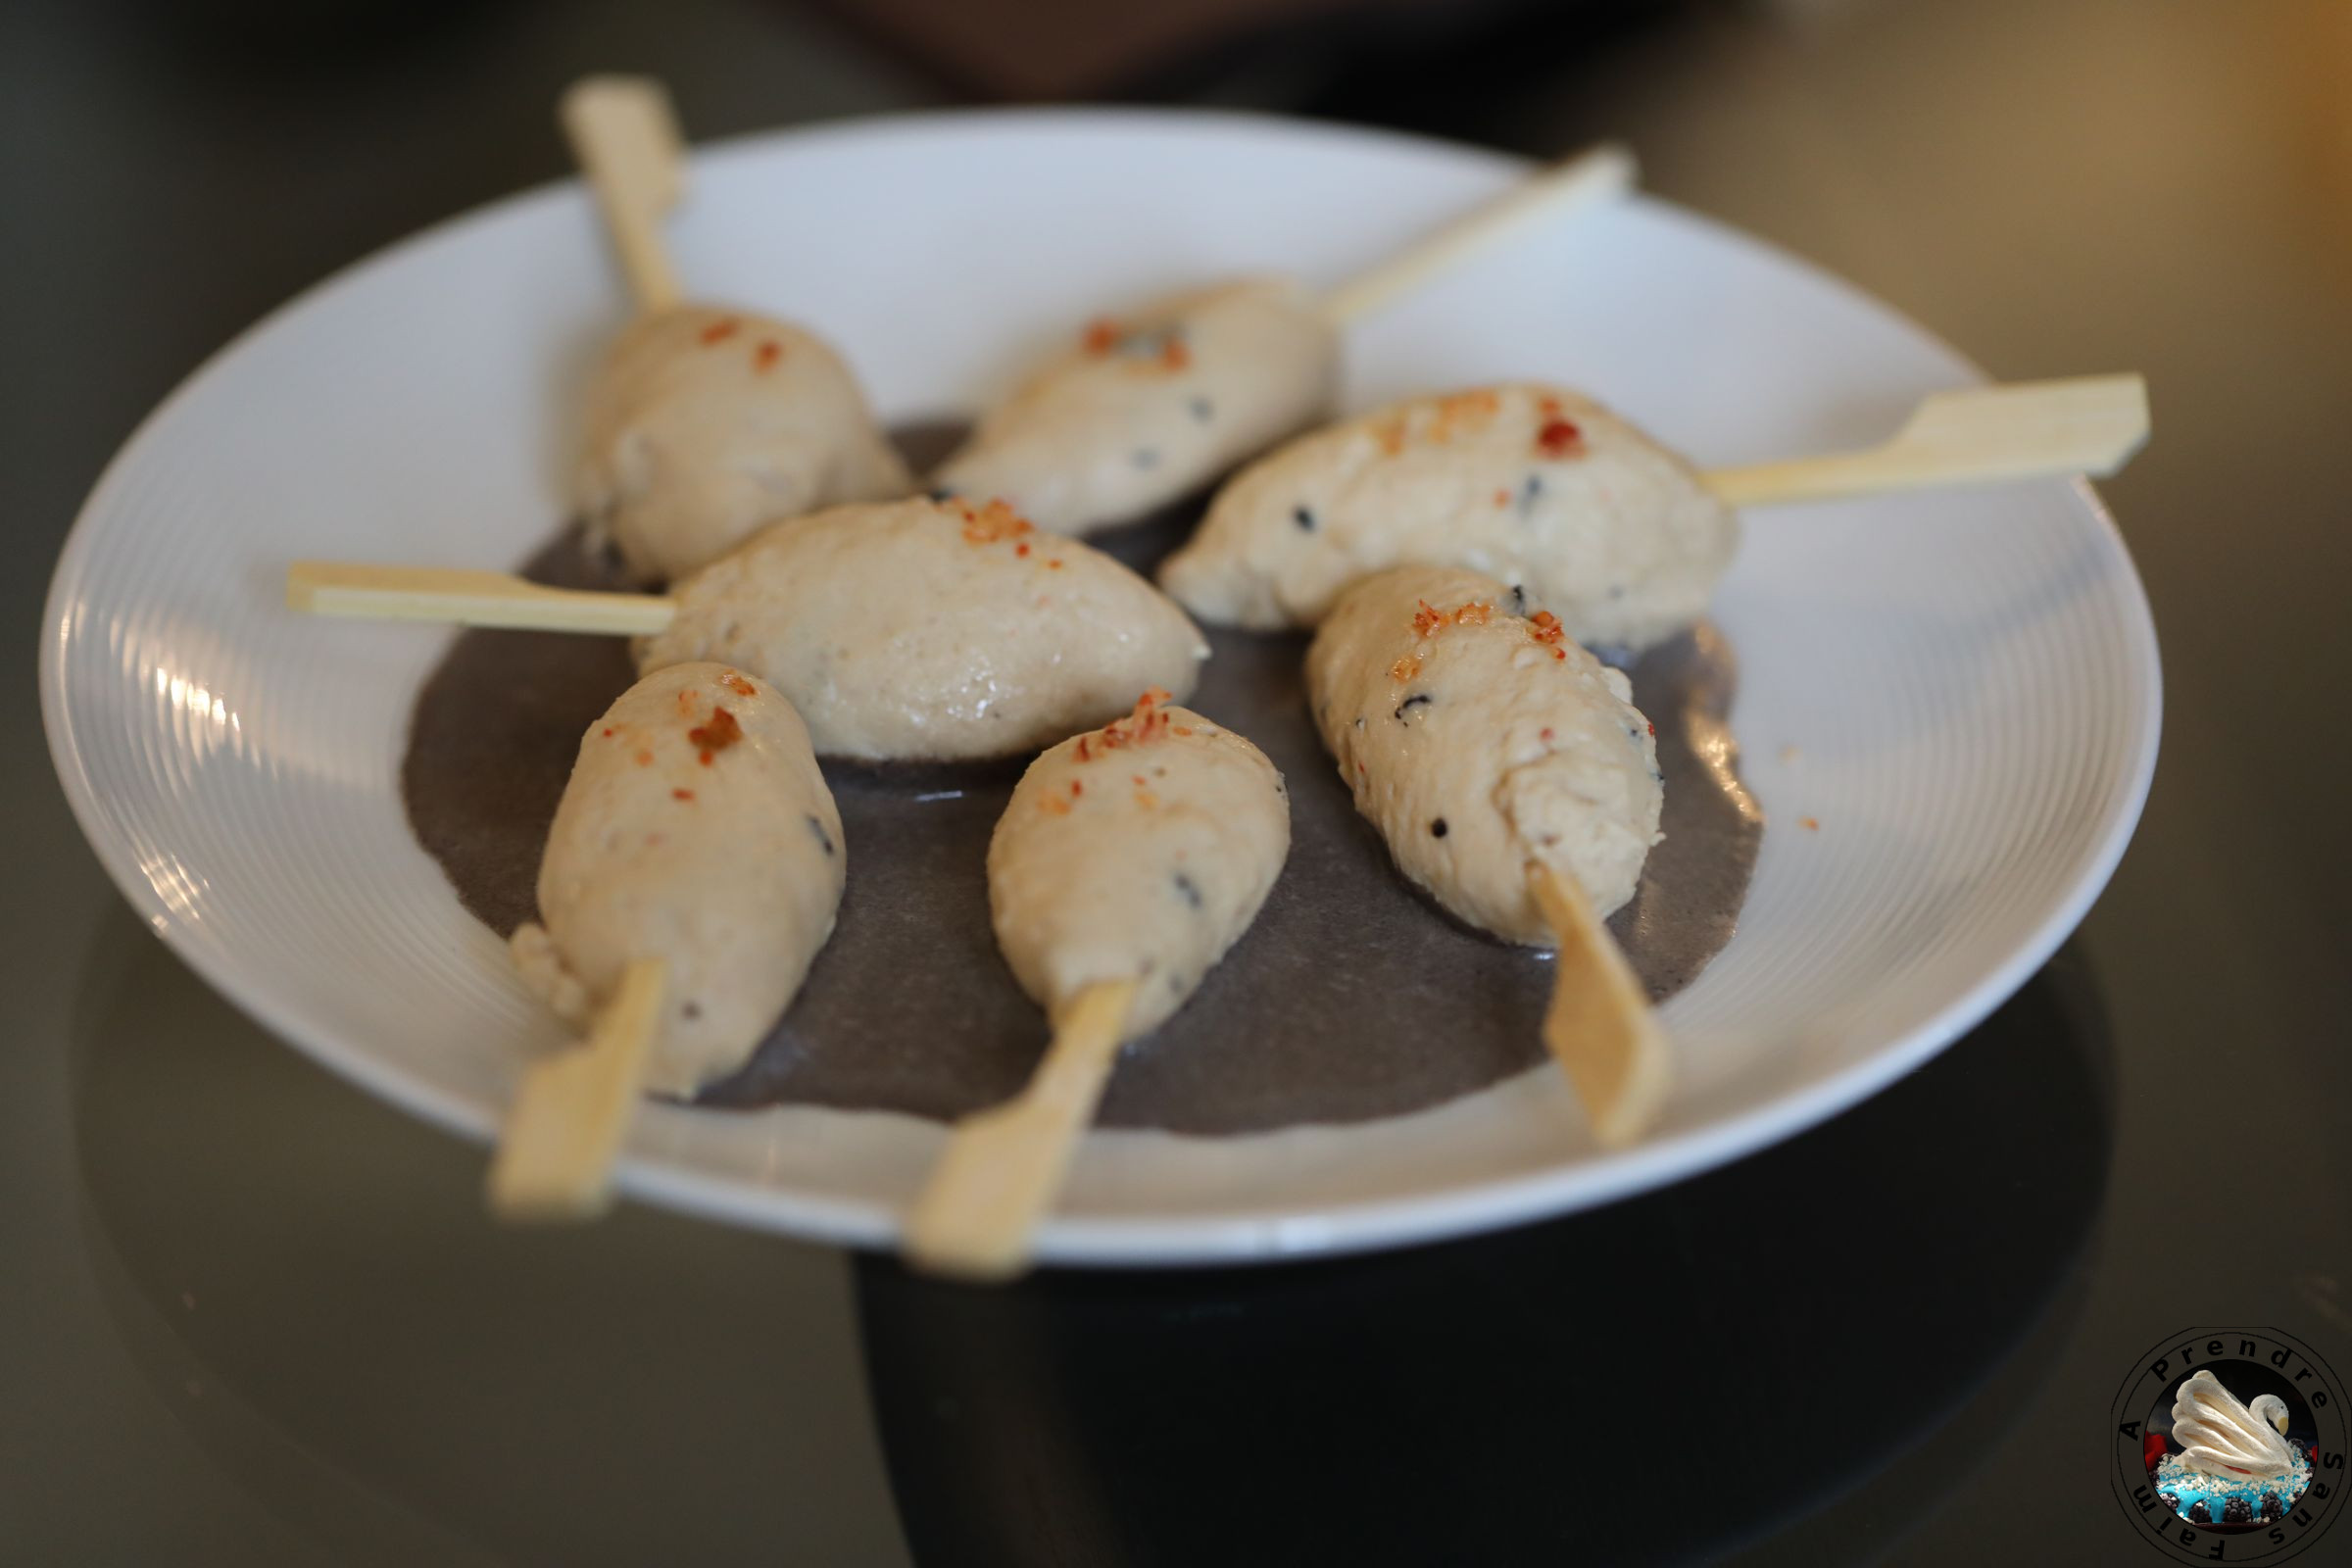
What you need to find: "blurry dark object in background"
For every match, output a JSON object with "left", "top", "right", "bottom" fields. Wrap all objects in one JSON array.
[
  {"left": 808, "top": 0, "right": 1682, "bottom": 103},
  {"left": 104, "top": 0, "right": 498, "bottom": 75}
]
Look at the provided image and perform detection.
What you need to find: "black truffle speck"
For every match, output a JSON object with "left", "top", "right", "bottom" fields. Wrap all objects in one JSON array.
[
  {"left": 1430, "top": 818, "right": 1448, "bottom": 838},
  {"left": 1293, "top": 506, "right": 1316, "bottom": 532}
]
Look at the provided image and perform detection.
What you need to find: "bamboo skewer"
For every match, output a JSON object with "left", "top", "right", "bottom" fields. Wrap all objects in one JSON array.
[
  {"left": 561, "top": 75, "right": 687, "bottom": 315},
  {"left": 1528, "top": 865, "right": 1671, "bottom": 1148},
  {"left": 903, "top": 978, "right": 1141, "bottom": 1281},
  {"left": 1321, "top": 143, "right": 1639, "bottom": 327},
  {"left": 1701, "top": 374, "right": 2149, "bottom": 508},
  {"left": 487, "top": 956, "right": 668, "bottom": 1220},
  {"left": 284, "top": 562, "right": 677, "bottom": 634}
]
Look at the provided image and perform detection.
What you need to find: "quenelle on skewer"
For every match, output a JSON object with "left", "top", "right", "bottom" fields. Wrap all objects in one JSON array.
[
  {"left": 288, "top": 496, "right": 1210, "bottom": 762},
  {"left": 563, "top": 76, "right": 909, "bottom": 585},
  {"left": 490, "top": 662, "right": 846, "bottom": 1218},
  {"left": 906, "top": 691, "right": 1291, "bottom": 1280},
  {"left": 1165, "top": 374, "right": 2151, "bottom": 649},
  {"left": 1306, "top": 564, "right": 1669, "bottom": 1144},
  {"left": 930, "top": 145, "right": 1636, "bottom": 537}
]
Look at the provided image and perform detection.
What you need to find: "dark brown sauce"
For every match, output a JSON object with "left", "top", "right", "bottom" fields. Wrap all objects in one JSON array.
[{"left": 400, "top": 423, "right": 1760, "bottom": 1134}]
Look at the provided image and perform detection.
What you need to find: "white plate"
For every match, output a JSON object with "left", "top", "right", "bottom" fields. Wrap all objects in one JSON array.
[{"left": 40, "top": 110, "right": 2159, "bottom": 1265}]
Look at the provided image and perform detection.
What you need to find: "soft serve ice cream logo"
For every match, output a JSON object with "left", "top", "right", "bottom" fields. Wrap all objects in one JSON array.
[{"left": 2112, "top": 1329, "right": 2344, "bottom": 1562}]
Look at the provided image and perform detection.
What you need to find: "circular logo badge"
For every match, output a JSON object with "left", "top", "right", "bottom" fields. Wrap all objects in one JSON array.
[{"left": 2111, "top": 1328, "right": 2345, "bottom": 1562}]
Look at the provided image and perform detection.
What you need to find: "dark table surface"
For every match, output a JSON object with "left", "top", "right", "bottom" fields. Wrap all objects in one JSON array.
[{"left": 5, "top": 0, "right": 2348, "bottom": 1562}]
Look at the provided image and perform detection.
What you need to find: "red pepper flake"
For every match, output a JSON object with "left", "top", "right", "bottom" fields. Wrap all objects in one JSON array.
[
  {"left": 1800, "top": 815, "right": 1820, "bottom": 832},
  {"left": 1535, "top": 417, "right": 1585, "bottom": 459},
  {"left": 687, "top": 706, "right": 743, "bottom": 765},
  {"left": 1389, "top": 655, "right": 1422, "bottom": 682},
  {"left": 1081, "top": 318, "right": 1122, "bottom": 356},
  {"left": 635, "top": 749, "right": 654, "bottom": 766},
  {"left": 1069, "top": 779, "right": 1083, "bottom": 798},
  {"left": 1097, "top": 688, "right": 1175, "bottom": 750},
  {"left": 721, "top": 672, "right": 758, "bottom": 698},
  {"left": 1015, "top": 540, "right": 1031, "bottom": 557},
  {"left": 699, "top": 318, "right": 740, "bottom": 345},
  {"left": 677, "top": 689, "right": 696, "bottom": 713},
  {"left": 1046, "top": 558, "right": 1063, "bottom": 569},
  {"left": 1132, "top": 774, "right": 1147, "bottom": 786},
  {"left": 601, "top": 726, "right": 615, "bottom": 738},
  {"left": 1647, "top": 720, "right": 1656, "bottom": 737},
  {"left": 1159, "top": 337, "right": 1192, "bottom": 371},
  {"left": 1355, "top": 760, "right": 1367, "bottom": 775},
  {"left": 1076, "top": 736, "right": 1092, "bottom": 761},
  {"left": 1552, "top": 647, "right": 1568, "bottom": 661},
  {"left": 958, "top": 498, "right": 1035, "bottom": 546},
  {"left": 672, "top": 788, "right": 696, "bottom": 802},
  {"left": 1540, "top": 726, "right": 1554, "bottom": 742},
  {"left": 754, "top": 340, "right": 782, "bottom": 372}
]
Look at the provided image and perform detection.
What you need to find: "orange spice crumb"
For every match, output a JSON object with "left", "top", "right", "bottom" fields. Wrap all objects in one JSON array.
[
  {"left": 720, "top": 672, "right": 758, "bottom": 698},
  {"left": 688, "top": 706, "right": 743, "bottom": 765},
  {"left": 1041, "top": 794, "right": 1073, "bottom": 816},
  {"left": 699, "top": 318, "right": 740, "bottom": 345},
  {"left": 1015, "top": 541, "right": 1030, "bottom": 557},
  {"left": 754, "top": 340, "right": 782, "bottom": 372},
  {"left": 957, "top": 498, "right": 1035, "bottom": 546},
  {"left": 1800, "top": 816, "right": 1820, "bottom": 832},
  {"left": 1159, "top": 337, "right": 1192, "bottom": 371},
  {"left": 1081, "top": 318, "right": 1122, "bottom": 355},
  {"left": 672, "top": 788, "right": 696, "bottom": 802},
  {"left": 1096, "top": 688, "right": 1175, "bottom": 751},
  {"left": 1493, "top": 489, "right": 1511, "bottom": 507},
  {"left": 1536, "top": 416, "right": 1584, "bottom": 459},
  {"left": 1390, "top": 655, "right": 1422, "bottom": 681},
  {"left": 635, "top": 749, "right": 654, "bottom": 766},
  {"left": 1133, "top": 787, "right": 1160, "bottom": 808},
  {"left": 1528, "top": 611, "right": 1566, "bottom": 646},
  {"left": 1171, "top": 724, "right": 1194, "bottom": 736},
  {"left": 1411, "top": 600, "right": 1446, "bottom": 637},
  {"left": 1076, "top": 736, "right": 1092, "bottom": 761}
]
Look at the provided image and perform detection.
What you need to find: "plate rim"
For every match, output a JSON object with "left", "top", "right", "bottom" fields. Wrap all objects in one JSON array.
[{"left": 38, "top": 105, "right": 2163, "bottom": 1266}]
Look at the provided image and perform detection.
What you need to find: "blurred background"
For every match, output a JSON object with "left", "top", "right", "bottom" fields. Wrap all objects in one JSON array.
[{"left": 5, "top": 0, "right": 2349, "bottom": 1562}]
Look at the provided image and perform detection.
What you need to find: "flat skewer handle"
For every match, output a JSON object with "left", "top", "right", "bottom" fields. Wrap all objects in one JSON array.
[
  {"left": 488, "top": 956, "right": 668, "bottom": 1221},
  {"left": 903, "top": 978, "right": 1141, "bottom": 1281},
  {"left": 285, "top": 562, "right": 677, "bottom": 636},
  {"left": 1702, "top": 374, "right": 2149, "bottom": 509},
  {"left": 1530, "top": 864, "right": 1671, "bottom": 1148},
  {"left": 561, "top": 75, "right": 687, "bottom": 315},
  {"left": 1321, "top": 142, "right": 1638, "bottom": 327}
]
